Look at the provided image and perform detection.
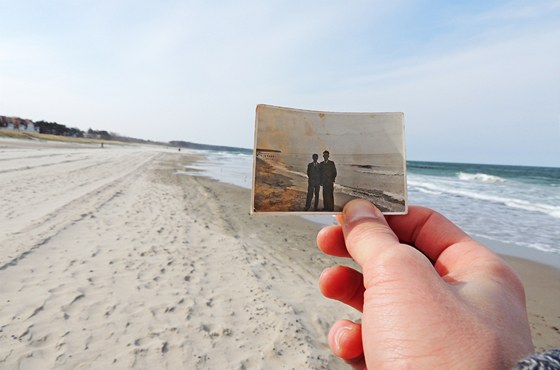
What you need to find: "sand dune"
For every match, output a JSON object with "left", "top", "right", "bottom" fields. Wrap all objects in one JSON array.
[{"left": 0, "top": 138, "right": 558, "bottom": 369}]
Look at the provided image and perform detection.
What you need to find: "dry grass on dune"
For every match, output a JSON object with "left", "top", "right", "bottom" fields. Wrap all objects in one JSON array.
[{"left": 0, "top": 130, "right": 126, "bottom": 145}]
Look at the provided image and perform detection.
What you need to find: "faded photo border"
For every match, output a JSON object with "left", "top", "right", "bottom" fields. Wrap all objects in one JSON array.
[{"left": 251, "top": 104, "right": 407, "bottom": 215}]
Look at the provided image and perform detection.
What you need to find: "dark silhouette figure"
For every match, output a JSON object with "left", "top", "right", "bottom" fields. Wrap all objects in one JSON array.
[
  {"left": 305, "top": 154, "right": 321, "bottom": 211},
  {"left": 320, "top": 150, "right": 337, "bottom": 211}
]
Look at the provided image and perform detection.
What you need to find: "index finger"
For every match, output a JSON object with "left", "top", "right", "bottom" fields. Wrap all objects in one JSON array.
[
  {"left": 319, "top": 204, "right": 477, "bottom": 267},
  {"left": 385, "top": 205, "right": 473, "bottom": 263}
]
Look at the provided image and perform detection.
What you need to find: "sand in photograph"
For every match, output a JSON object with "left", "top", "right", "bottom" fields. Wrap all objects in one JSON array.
[{"left": 252, "top": 105, "right": 407, "bottom": 214}]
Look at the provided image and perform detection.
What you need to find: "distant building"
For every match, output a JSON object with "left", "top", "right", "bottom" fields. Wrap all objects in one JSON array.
[
  {"left": 23, "top": 121, "right": 37, "bottom": 132},
  {"left": 0, "top": 116, "right": 39, "bottom": 132},
  {"left": 256, "top": 148, "right": 281, "bottom": 160}
]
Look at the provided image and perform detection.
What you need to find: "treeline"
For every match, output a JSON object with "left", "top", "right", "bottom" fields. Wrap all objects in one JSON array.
[
  {"left": 34, "top": 121, "right": 85, "bottom": 137},
  {"left": 85, "top": 128, "right": 112, "bottom": 140},
  {"left": 34, "top": 121, "right": 113, "bottom": 139},
  {"left": 36, "top": 121, "right": 161, "bottom": 144},
  {"left": 12, "top": 116, "right": 159, "bottom": 144}
]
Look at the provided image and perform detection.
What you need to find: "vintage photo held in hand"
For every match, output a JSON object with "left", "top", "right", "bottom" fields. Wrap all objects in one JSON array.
[{"left": 251, "top": 105, "right": 407, "bottom": 214}]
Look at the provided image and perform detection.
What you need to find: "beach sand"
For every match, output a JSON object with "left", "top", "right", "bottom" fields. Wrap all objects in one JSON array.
[{"left": 1, "top": 138, "right": 558, "bottom": 369}]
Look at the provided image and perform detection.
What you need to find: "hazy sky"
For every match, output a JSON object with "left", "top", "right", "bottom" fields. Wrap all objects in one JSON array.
[{"left": 1, "top": 0, "right": 559, "bottom": 166}]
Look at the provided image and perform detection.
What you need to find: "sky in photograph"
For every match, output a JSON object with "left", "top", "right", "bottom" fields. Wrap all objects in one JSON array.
[
  {"left": 1, "top": 0, "right": 559, "bottom": 166},
  {"left": 256, "top": 106, "right": 404, "bottom": 157}
]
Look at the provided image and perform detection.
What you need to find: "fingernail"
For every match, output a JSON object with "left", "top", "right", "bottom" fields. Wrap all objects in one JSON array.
[
  {"left": 342, "top": 200, "right": 382, "bottom": 228},
  {"left": 334, "top": 326, "right": 353, "bottom": 352},
  {"left": 319, "top": 267, "right": 332, "bottom": 280}
]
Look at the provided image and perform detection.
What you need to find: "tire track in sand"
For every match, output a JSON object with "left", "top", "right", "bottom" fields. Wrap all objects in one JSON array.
[{"left": 0, "top": 151, "right": 161, "bottom": 269}]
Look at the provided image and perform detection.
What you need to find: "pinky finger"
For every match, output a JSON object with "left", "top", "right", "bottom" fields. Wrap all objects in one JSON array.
[{"left": 328, "top": 319, "right": 365, "bottom": 369}]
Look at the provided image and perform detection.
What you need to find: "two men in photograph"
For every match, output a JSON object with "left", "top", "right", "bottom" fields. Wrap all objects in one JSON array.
[{"left": 305, "top": 150, "right": 337, "bottom": 211}]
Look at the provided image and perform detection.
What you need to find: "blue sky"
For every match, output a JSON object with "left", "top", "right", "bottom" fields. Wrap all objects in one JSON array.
[{"left": 1, "top": 0, "right": 559, "bottom": 166}]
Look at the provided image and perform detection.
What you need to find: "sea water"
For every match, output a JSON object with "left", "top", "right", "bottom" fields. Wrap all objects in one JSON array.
[
  {"left": 181, "top": 150, "right": 560, "bottom": 268},
  {"left": 407, "top": 162, "right": 560, "bottom": 267},
  {"left": 179, "top": 149, "right": 253, "bottom": 189}
]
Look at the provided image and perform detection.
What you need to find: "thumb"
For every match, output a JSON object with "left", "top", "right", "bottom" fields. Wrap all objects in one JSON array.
[
  {"left": 341, "top": 199, "right": 401, "bottom": 267},
  {"left": 341, "top": 200, "right": 439, "bottom": 291}
]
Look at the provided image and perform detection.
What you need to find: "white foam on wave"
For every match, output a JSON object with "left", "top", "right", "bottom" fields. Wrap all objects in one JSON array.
[
  {"left": 412, "top": 186, "right": 443, "bottom": 196},
  {"left": 383, "top": 191, "right": 405, "bottom": 202},
  {"left": 471, "top": 232, "right": 559, "bottom": 255},
  {"left": 356, "top": 169, "right": 403, "bottom": 176},
  {"left": 457, "top": 172, "right": 506, "bottom": 183},
  {"left": 334, "top": 184, "right": 405, "bottom": 203},
  {"left": 520, "top": 242, "right": 560, "bottom": 254},
  {"left": 408, "top": 179, "right": 560, "bottom": 219},
  {"left": 334, "top": 184, "right": 404, "bottom": 202}
]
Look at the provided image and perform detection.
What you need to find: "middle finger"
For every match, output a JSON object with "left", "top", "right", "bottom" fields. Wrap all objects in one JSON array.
[{"left": 320, "top": 265, "right": 365, "bottom": 312}]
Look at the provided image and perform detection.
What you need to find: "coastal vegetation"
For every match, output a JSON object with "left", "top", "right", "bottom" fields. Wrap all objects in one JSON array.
[
  {"left": 0, "top": 114, "right": 163, "bottom": 146},
  {"left": 0, "top": 115, "right": 252, "bottom": 153}
]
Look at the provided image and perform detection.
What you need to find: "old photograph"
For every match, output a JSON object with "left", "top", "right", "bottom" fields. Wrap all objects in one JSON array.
[{"left": 251, "top": 105, "right": 407, "bottom": 214}]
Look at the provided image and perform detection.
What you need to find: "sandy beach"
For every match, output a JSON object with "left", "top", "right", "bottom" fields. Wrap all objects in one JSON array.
[{"left": 1, "top": 137, "right": 558, "bottom": 369}]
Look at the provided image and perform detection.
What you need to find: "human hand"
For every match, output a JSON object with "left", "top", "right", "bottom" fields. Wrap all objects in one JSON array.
[{"left": 317, "top": 200, "right": 534, "bottom": 369}]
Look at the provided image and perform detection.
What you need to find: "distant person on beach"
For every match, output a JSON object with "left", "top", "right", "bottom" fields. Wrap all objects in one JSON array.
[
  {"left": 316, "top": 199, "right": 558, "bottom": 369},
  {"left": 319, "top": 150, "right": 337, "bottom": 211},
  {"left": 305, "top": 154, "right": 321, "bottom": 211}
]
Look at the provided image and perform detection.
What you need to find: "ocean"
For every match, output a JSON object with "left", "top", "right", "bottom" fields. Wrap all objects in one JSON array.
[{"left": 180, "top": 150, "right": 560, "bottom": 268}]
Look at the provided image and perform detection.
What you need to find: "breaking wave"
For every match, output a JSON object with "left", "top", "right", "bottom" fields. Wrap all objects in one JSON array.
[
  {"left": 457, "top": 172, "right": 506, "bottom": 183},
  {"left": 408, "top": 179, "right": 560, "bottom": 219}
]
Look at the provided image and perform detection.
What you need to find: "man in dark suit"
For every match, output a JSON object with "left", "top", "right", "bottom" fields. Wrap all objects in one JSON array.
[
  {"left": 320, "top": 150, "right": 337, "bottom": 211},
  {"left": 305, "top": 154, "right": 321, "bottom": 211}
]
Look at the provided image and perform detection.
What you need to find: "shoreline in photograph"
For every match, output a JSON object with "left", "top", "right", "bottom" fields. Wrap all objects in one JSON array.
[
  {"left": 253, "top": 157, "right": 406, "bottom": 213},
  {"left": 1, "top": 137, "right": 558, "bottom": 369}
]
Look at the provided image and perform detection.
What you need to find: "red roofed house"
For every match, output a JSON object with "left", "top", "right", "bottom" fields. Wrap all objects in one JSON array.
[{"left": 0, "top": 116, "right": 39, "bottom": 132}]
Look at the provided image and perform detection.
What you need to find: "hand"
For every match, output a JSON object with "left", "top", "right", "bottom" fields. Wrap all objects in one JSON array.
[{"left": 317, "top": 199, "right": 534, "bottom": 369}]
